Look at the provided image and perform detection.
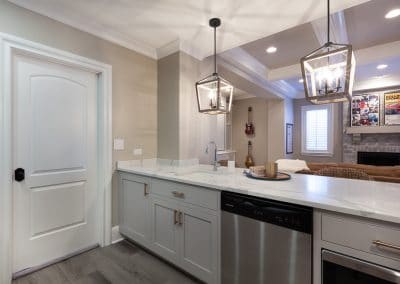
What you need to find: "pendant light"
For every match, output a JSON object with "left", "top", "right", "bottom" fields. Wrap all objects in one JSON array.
[
  {"left": 300, "top": 0, "right": 356, "bottom": 104},
  {"left": 195, "top": 18, "right": 234, "bottom": 114}
]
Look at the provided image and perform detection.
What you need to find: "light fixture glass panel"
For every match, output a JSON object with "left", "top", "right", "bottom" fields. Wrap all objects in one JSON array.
[
  {"left": 301, "top": 43, "right": 355, "bottom": 104},
  {"left": 196, "top": 75, "right": 233, "bottom": 114},
  {"left": 195, "top": 18, "right": 234, "bottom": 114}
]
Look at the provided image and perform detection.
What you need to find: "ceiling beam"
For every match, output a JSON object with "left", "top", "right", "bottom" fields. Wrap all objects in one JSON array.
[
  {"left": 268, "top": 40, "right": 400, "bottom": 81},
  {"left": 218, "top": 47, "right": 299, "bottom": 99}
]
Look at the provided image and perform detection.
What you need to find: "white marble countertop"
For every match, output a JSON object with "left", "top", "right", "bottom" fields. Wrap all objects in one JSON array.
[{"left": 117, "top": 160, "right": 400, "bottom": 224}]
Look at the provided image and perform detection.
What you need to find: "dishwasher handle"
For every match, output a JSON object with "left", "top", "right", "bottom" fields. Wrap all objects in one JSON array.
[{"left": 262, "top": 206, "right": 303, "bottom": 216}]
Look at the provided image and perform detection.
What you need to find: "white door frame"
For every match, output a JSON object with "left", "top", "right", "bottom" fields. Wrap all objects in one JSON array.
[{"left": 0, "top": 33, "right": 113, "bottom": 284}]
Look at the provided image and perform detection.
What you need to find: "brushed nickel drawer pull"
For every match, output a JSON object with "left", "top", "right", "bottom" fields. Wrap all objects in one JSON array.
[
  {"left": 144, "top": 184, "right": 149, "bottom": 196},
  {"left": 174, "top": 210, "right": 179, "bottom": 225},
  {"left": 178, "top": 211, "right": 183, "bottom": 225},
  {"left": 373, "top": 240, "right": 400, "bottom": 251},
  {"left": 172, "top": 191, "right": 185, "bottom": 198}
]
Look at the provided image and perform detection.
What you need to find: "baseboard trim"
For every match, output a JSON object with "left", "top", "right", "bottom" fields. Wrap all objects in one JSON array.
[
  {"left": 13, "top": 244, "right": 98, "bottom": 279},
  {"left": 111, "top": 225, "right": 124, "bottom": 244}
]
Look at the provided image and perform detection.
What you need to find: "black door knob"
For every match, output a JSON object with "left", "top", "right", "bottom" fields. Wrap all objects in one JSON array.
[{"left": 15, "top": 168, "right": 25, "bottom": 182}]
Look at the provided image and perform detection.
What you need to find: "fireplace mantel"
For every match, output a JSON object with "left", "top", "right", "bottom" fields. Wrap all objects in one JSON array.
[{"left": 345, "top": 125, "right": 400, "bottom": 134}]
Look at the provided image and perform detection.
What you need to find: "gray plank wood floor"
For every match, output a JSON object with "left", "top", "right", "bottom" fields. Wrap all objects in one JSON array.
[{"left": 13, "top": 240, "right": 202, "bottom": 284}]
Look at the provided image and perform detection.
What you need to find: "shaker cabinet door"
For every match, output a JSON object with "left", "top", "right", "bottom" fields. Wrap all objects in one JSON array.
[
  {"left": 119, "top": 174, "right": 150, "bottom": 246},
  {"left": 149, "top": 196, "right": 181, "bottom": 265},
  {"left": 179, "top": 204, "right": 219, "bottom": 284}
]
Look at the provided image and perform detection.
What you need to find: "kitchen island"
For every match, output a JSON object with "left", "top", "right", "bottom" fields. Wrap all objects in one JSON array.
[{"left": 117, "top": 160, "right": 400, "bottom": 284}]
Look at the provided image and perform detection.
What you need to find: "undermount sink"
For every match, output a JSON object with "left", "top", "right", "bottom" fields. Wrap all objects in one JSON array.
[{"left": 174, "top": 165, "right": 232, "bottom": 176}]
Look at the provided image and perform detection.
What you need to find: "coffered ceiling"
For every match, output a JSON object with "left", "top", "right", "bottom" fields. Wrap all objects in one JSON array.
[
  {"left": 345, "top": 0, "right": 400, "bottom": 50},
  {"left": 226, "top": 0, "right": 400, "bottom": 98},
  {"left": 241, "top": 23, "right": 320, "bottom": 69},
  {"left": 8, "top": 0, "right": 369, "bottom": 59},
  {"left": 239, "top": 0, "right": 400, "bottom": 70}
]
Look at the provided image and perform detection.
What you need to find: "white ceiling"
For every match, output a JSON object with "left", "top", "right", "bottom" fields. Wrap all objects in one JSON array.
[
  {"left": 353, "top": 56, "right": 400, "bottom": 90},
  {"left": 8, "top": 0, "right": 369, "bottom": 59}
]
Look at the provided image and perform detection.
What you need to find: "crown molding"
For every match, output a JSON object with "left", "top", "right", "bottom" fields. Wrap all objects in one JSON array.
[
  {"left": 8, "top": 0, "right": 158, "bottom": 59},
  {"left": 156, "top": 39, "right": 180, "bottom": 59}
]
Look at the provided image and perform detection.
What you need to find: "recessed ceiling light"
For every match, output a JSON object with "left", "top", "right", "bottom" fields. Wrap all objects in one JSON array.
[
  {"left": 377, "top": 64, "right": 388, "bottom": 70},
  {"left": 385, "top": 9, "right": 400, "bottom": 19},
  {"left": 298, "top": 78, "right": 304, "bottom": 83},
  {"left": 266, "top": 46, "right": 277, "bottom": 53}
]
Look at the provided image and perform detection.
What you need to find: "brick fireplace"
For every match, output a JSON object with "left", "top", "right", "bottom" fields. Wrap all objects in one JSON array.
[{"left": 342, "top": 102, "right": 400, "bottom": 164}]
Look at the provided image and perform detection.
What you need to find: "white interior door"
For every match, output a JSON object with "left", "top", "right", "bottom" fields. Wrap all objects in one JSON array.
[{"left": 12, "top": 53, "right": 99, "bottom": 273}]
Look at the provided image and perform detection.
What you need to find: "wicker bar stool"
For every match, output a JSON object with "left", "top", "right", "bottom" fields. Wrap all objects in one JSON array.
[{"left": 315, "top": 167, "right": 372, "bottom": 181}]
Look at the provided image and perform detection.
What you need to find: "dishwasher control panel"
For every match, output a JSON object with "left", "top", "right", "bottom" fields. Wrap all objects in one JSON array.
[{"left": 221, "top": 191, "right": 313, "bottom": 234}]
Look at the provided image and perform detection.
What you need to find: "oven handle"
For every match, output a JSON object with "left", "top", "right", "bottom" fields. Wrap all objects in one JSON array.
[
  {"left": 373, "top": 240, "right": 400, "bottom": 252},
  {"left": 322, "top": 250, "right": 400, "bottom": 283}
]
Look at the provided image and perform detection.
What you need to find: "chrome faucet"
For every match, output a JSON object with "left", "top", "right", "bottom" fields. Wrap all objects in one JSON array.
[{"left": 206, "top": 141, "right": 219, "bottom": 171}]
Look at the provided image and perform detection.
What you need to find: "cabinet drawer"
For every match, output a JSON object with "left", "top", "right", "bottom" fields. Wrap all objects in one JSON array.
[
  {"left": 322, "top": 213, "right": 400, "bottom": 261},
  {"left": 151, "top": 179, "right": 219, "bottom": 211}
]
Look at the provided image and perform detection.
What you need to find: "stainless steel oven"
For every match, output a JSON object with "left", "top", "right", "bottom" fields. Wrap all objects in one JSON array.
[{"left": 322, "top": 250, "right": 400, "bottom": 284}]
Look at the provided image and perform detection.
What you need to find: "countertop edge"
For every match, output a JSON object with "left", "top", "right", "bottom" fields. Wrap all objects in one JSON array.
[{"left": 117, "top": 167, "right": 400, "bottom": 225}]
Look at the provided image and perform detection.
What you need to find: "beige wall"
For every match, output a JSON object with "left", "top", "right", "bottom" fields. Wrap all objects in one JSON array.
[
  {"left": 293, "top": 98, "right": 343, "bottom": 163},
  {"left": 0, "top": 0, "right": 158, "bottom": 226},
  {"left": 179, "top": 52, "right": 219, "bottom": 163},
  {"left": 232, "top": 97, "right": 294, "bottom": 167},
  {"left": 267, "top": 99, "right": 288, "bottom": 162},
  {"left": 157, "top": 52, "right": 180, "bottom": 159},
  {"left": 156, "top": 51, "right": 220, "bottom": 163},
  {"left": 232, "top": 98, "right": 268, "bottom": 167},
  {"left": 284, "top": 98, "right": 294, "bottom": 159}
]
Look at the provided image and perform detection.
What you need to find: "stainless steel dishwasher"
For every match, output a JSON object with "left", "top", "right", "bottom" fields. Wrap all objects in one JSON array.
[{"left": 221, "top": 191, "right": 313, "bottom": 284}]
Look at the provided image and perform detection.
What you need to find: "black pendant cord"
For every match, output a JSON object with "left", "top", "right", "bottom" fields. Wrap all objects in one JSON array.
[
  {"left": 213, "top": 25, "right": 217, "bottom": 75},
  {"left": 327, "top": 0, "right": 330, "bottom": 44}
]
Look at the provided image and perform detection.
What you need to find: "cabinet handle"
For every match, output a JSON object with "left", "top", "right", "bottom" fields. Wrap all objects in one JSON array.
[
  {"left": 144, "top": 184, "right": 149, "bottom": 196},
  {"left": 174, "top": 210, "right": 179, "bottom": 225},
  {"left": 178, "top": 211, "right": 183, "bottom": 225},
  {"left": 373, "top": 240, "right": 400, "bottom": 252},
  {"left": 172, "top": 191, "right": 185, "bottom": 198}
]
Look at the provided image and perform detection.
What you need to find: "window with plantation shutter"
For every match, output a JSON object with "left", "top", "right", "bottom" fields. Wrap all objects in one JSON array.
[{"left": 301, "top": 104, "right": 333, "bottom": 155}]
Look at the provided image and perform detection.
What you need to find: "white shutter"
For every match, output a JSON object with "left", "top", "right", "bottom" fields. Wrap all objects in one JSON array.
[{"left": 301, "top": 104, "right": 333, "bottom": 155}]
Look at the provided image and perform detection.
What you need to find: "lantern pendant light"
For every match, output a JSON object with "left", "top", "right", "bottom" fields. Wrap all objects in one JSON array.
[
  {"left": 195, "top": 18, "right": 234, "bottom": 114},
  {"left": 300, "top": 0, "right": 356, "bottom": 104}
]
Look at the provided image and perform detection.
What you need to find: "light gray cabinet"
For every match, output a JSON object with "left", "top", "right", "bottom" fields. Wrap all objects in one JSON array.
[
  {"left": 313, "top": 210, "right": 400, "bottom": 284},
  {"left": 118, "top": 172, "right": 220, "bottom": 284},
  {"left": 179, "top": 203, "right": 219, "bottom": 284},
  {"left": 118, "top": 173, "right": 150, "bottom": 247},
  {"left": 149, "top": 196, "right": 181, "bottom": 265}
]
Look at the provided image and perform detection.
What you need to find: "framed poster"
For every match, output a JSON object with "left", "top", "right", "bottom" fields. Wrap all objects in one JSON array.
[
  {"left": 351, "top": 93, "right": 379, "bottom": 126},
  {"left": 384, "top": 90, "right": 400, "bottom": 125},
  {"left": 286, "top": 123, "right": 293, "bottom": 154}
]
